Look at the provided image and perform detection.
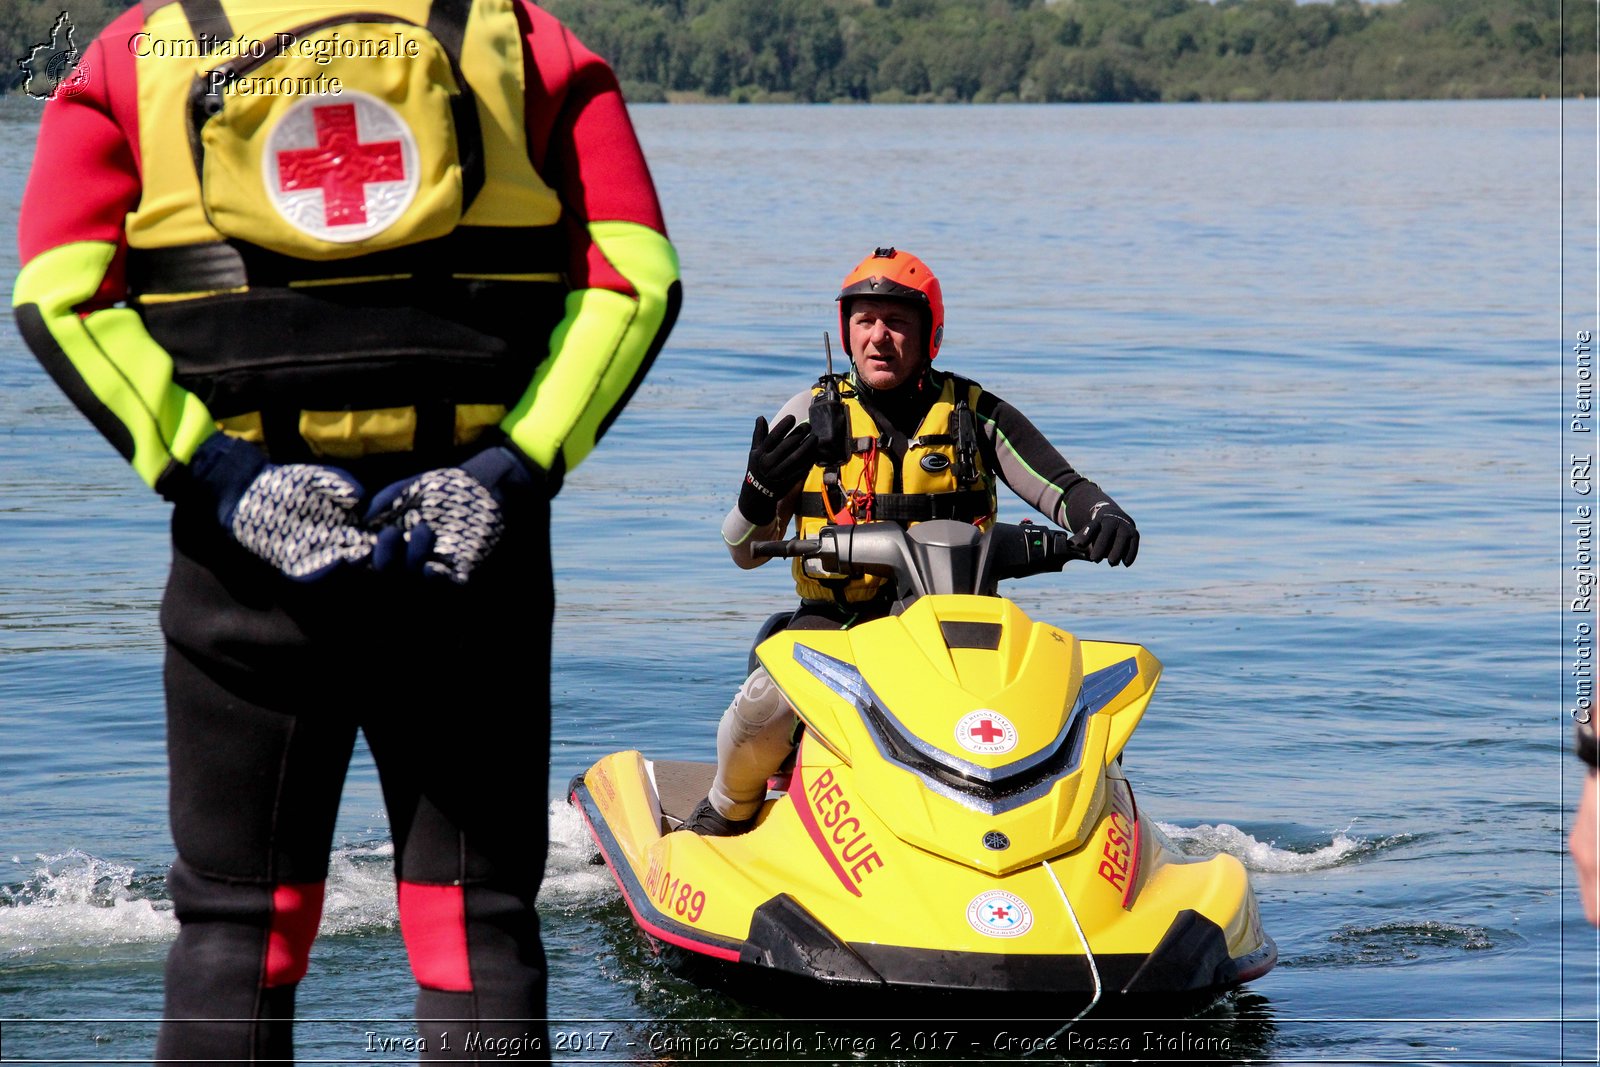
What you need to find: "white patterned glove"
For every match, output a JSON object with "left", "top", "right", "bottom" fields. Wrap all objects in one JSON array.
[
  {"left": 231, "top": 465, "right": 377, "bottom": 579},
  {"left": 188, "top": 434, "right": 376, "bottom": 581},
  {"left": 365, "top": 444, "right": 541, "bottom": 585}
]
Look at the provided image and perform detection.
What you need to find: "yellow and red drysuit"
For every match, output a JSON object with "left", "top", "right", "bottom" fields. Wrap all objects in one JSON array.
[{"left": 13, "top": 0, "right": 679, "bottom": 1059}]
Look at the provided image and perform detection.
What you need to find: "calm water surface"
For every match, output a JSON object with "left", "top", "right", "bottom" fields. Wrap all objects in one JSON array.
[{"left": 1, "top": 98, "right": 1594, "bottom": 1064}]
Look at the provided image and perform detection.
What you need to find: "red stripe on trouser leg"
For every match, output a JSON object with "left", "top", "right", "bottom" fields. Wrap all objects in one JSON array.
[
  {"left": 265, "top": 882, "right": 325, "bottom": 987},
  {"left": 398, "top": 881, "right": 473, "bottom": 992}
]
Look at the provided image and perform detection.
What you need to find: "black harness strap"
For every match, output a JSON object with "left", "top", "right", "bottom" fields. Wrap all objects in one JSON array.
[
  {"left": 127, "top": 227, "right": 568, "bottom": 295},
  {"left": 141, "top": 0, "right": 235, "bottom": 50},
  {"left": 259, "top": 407, "right": 312, "bottom": 463},
  {"left": 412, "top": 402, "right": 458, "bottom": 459},
  {"left": 424, "top": 0, "right": 486, "bottom": 208},
  {"left": 425, "top": 0, "right": 471, "bottom": 58}
]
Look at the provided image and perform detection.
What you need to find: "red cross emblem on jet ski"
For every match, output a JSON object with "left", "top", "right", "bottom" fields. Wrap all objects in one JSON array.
[
  {"left": 956, "top": 709, "right": 1017, "bottom": 755},
  {"left": 276, "top": 103, "right": 404, "bottom": 227},
  {"left": 970, "top": 719, "right": 1004, "bottom": 744}
]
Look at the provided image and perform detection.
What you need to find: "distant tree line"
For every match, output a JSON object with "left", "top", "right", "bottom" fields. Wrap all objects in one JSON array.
[
  {"left": 540, "top": 0, "right": 1593, "bottom": 103},
  {"left": 2, "top": 0, "right": 1591, "bottom": 101}
]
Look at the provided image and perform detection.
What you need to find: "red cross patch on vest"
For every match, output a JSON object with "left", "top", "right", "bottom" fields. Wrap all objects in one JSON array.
[{"left": 265, "top": 91, "right": 420, "bottom": 243}]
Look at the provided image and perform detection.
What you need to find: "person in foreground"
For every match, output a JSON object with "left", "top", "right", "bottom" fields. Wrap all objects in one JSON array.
[
  {"left": 1573, "top": 718, "right": 1599, "bottom": 926},
  {"left": 683, "top": 246, "right": 1136, "bottom": 836},
  {"left": 13, "top": 0, "right": 679, "bottom": 1059}
]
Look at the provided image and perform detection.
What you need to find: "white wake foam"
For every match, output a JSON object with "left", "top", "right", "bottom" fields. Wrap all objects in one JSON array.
[
  {"left": 12, "top": 809, "right": 1373, "bottom": 960},
  {"left": 540, "top": 799, "right": 620, "bottom": 907},
  {"left": 3, "top": 802, "right": 621, "bottom": 959},
  {"left": 1, "top": 850, "right": 174, "bottom": 958},
  {"left": 1156, "top": 821, "right": 1373, "bottom": 873},
  {"left": 317, "top": 840, "right": 397, "bottom": 935}
]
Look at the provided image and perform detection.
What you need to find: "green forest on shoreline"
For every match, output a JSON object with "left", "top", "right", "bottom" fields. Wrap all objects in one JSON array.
[
  {"left": 545, "top": 0, "right": 1592, "bottom": 103},
  {"left": 3, "top": 0, "right": 1594, "bottom": 102}
]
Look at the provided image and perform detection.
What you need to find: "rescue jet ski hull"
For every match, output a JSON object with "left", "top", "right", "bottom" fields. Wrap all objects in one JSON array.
[
  {"left": 569, "top": 523, "right": 1275, "bottom": 1009},
  {"left": 569, "top": 750, "right": 1274, "bottom": 1005}
]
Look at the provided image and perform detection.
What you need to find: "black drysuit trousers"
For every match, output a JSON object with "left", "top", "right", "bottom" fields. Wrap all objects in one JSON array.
[{"left": 154, "top": 498, "right": 553, "bottom": 1062}]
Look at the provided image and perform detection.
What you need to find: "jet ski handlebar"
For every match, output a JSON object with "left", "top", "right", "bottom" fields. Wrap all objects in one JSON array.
[
  {"left": 751, "top": 538, "right": 822, "bottom": 558},
  {"left": 752, "top": 520, "right": 1090, "bottom": 602}
]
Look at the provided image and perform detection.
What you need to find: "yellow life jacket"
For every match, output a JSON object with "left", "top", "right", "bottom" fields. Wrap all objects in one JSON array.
[
  {"left": 125, "top": 0, "right": 567, "bottom": 462},
  {"left": 793, "top": 374, "right": 996, "bottom": 606}
]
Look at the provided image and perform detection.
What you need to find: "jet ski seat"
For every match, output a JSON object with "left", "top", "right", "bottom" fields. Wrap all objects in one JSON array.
[
  {"left": 747, "top": 611, "right": 795, "bottom": 676},
  {"left": 652, "top": 760, "right": 717, "bottom": 828}
]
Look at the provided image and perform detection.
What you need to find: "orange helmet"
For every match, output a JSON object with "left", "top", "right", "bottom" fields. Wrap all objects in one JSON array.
[{"left": 836, "top": 247, "right": 944, "bottom": 361}]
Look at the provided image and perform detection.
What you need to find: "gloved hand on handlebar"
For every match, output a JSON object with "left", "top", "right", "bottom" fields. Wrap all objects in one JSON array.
[
  {"left": 186, "top": 433, "right": 377, "bottom": 581},
  {"left": 365, "top": 441, "right": 544, "bottom": 585},
  {"left": 1071, "top": 500, "right": 1139, "bottom": 567},
  {"left": 737, "top": 414, "right": 817, "bottom": 526}
]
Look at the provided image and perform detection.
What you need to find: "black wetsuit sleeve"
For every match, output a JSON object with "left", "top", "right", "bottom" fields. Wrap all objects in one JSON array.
[{"left": 973, "top": 390, "right": 1116, "bottom": 534}]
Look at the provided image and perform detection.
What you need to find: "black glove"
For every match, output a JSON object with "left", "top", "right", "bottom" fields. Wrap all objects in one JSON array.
[
  {"left": 737, "top": 414, "right": 817, "bottom": 525},
  {"left": 365, "top": 443, "right": 542, "bottom": 584},
  {"left": 187, "top": 433, "right": 376, "bottom": 581},
  {"left": 1071, "top": 500, "right": 1139, "bottom": 567}
]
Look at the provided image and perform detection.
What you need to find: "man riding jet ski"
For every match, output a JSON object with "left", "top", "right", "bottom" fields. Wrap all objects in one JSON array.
[
  {"left": 568, "top": 249, "right": 1275, "bottom": 1007},
  {"left": 689, "top": 246, "right": 1139, "bottom": 836}
]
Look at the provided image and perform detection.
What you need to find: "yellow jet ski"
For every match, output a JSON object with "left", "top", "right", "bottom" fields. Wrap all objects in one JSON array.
[{"left": 569, "top": 520, "right": 1275, "bottom": 1010}]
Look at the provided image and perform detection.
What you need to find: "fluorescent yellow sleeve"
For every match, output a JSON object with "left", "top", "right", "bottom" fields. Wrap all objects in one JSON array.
[
  {"left": 14, "top": 241, "right": 216, "bottom": 489},
  {"left": 500, "top": 221, "right": 679, "bottom": 472}
]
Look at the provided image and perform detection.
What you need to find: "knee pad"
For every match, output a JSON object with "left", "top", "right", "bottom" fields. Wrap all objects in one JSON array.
[
  {"left": 265, "top": 882, "right": 325, "bottom": 987},
  {"left": 398, "top": 881, "right": 473, "bottom": 992},
  {"left": 713, "top": 668, "right": 799, "bottom": 818},
  {"left": 725, "top": 668, "right": 792, "bottom": 741},
  {"left": 166, "top": 860, "right": 324, "bottom": 989}
]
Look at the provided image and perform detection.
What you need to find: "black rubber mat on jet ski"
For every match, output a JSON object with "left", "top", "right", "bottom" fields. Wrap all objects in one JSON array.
[{"left": 653, "top": 760, "right": 716, "bottom": 825}]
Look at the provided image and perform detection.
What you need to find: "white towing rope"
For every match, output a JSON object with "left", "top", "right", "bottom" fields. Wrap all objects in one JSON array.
[{"left": 1039, "top": 858, "right": 1102, "bottom": 1048}]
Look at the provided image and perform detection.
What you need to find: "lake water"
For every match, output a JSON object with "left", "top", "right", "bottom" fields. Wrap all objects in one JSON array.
[{"left": 1, "top": 98, "right": 1596, "bottom": 1065}]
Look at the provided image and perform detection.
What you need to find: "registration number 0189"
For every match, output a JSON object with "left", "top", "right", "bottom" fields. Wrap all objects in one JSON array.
[{"left": 645, "top": 857, "right": 707, "bottom": 923}]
